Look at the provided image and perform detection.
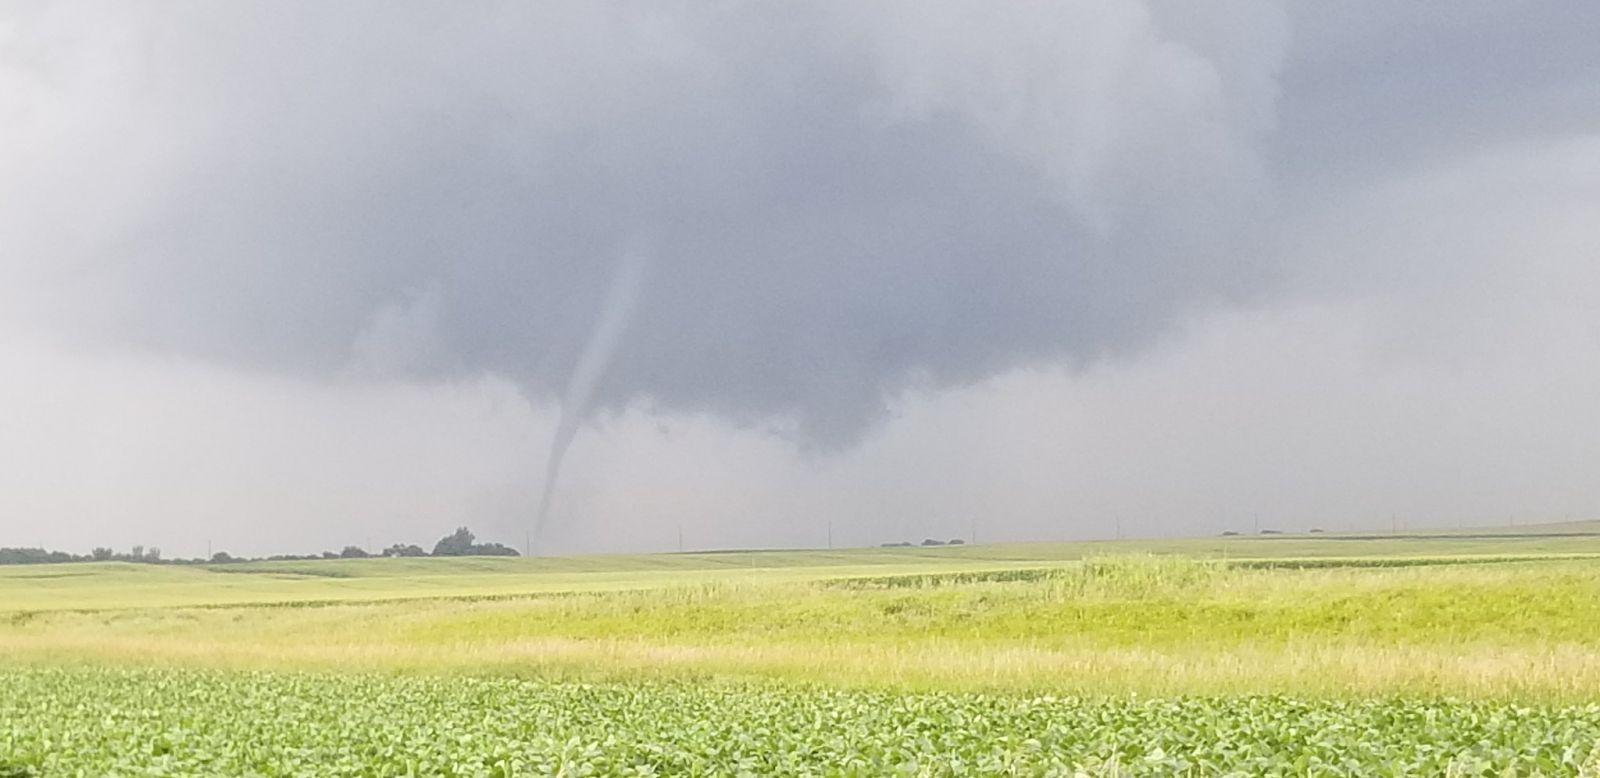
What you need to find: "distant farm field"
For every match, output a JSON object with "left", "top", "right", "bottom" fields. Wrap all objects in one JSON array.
[
  {"left": 6, "top": 526, "right": 1600, "bottom": 774},
  {"left": 6, "top": 527, "right": 1600, "bottom": 611}
]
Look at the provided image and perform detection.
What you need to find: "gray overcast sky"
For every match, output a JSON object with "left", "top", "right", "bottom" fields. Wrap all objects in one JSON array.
[{"left": 2, "top": 1, "right": 1598, "bottom": 557}]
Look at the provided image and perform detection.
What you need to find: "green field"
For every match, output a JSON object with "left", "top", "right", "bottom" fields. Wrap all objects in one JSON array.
[
  {"left": 6, "top": 526, "right": 1600, "bottom": 775},
  {"left": 7, "top": 667, "right": 1600, "bottom": 777}
]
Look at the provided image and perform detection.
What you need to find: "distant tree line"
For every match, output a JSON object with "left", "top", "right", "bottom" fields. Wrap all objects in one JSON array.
[
  {"left": 0, "top": 527, "right": 518, "bottom": 566},
  {"left": 0, "top": 545, "right": 165, "bottom": 565}
]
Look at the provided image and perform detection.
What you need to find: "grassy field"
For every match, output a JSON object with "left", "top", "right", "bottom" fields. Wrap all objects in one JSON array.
[
  {"left": 7, "top": 527, "right": 1600, "bottom": 611},
  {"left": 6, "top": 529, "right": 1600, "bottom": 698},
  {"left": 6, "top": 526, "right": 1600, "bottom": 774}
]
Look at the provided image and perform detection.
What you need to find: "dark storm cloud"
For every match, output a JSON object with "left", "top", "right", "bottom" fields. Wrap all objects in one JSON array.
[
  {"left": 1273, "top": 2, "right": 1600, "bottom": 187},
  {"left": 3, "top": 1, "right": 1286, "bottom": 446}
]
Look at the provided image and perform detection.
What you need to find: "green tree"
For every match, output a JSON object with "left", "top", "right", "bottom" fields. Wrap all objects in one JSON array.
[{"left": 432, "top": 527, "right": 475, "bottom": 556}]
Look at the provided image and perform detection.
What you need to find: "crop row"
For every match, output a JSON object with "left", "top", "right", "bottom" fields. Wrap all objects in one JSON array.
[{"left": 3, "top": 667, "right": 1600, "bottom": 776}]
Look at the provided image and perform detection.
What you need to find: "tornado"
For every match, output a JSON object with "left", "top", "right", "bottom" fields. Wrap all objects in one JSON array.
[{"left": 532, "top": 244, "right": 650, "bottom": 554}]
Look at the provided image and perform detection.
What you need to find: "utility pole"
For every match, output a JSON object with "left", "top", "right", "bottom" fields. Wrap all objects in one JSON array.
[
  {"left": 1115, "top": 512, "right": 1123, "bottom": 540},
  {"left": 677, "top": 525, "right": 684, "bottom": 553},
  {"left": 827, "top": 521, "right": 833, "bottom": 550}
]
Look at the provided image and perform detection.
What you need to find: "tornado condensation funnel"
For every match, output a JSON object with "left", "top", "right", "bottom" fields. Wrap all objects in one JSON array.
[{"left": 532, "top": 241, "right": 652, "bottom": 554}]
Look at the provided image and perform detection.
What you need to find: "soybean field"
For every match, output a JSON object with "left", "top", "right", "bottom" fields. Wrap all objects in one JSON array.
[{"left": 6, "top": 667, "right": 1600, "bottom": 777}]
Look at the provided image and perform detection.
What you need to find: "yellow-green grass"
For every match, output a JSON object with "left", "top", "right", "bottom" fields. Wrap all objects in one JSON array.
[
  {"left": 8, "top": 529, "right": 1600, "bottom": 612},
  {"left": 6, "top": 550, "right": 1600, "bottom": 702}
]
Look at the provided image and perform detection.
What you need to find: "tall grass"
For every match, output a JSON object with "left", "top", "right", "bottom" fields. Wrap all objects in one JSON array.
[
  {"left": 832, "top": 554, "right": 1225, "bottom": 598},
  {"left": 7, "top": 557, "right": 1600, "bottom": 700},
  {"left": 1052, "top": 554, "right": 1226, "bottom": 598}
]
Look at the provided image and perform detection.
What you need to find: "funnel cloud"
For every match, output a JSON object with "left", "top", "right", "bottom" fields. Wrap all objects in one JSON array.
[{"left": 536, "top": 243, "right": 649, "bottom": 550}]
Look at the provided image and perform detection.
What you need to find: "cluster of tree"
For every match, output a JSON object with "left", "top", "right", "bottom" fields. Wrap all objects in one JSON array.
[
  {"left": 228, "top": 546, "right": 386, "bottom": 562},
  {"left": 0, "top": 548, "right": 86, "bottom": 565},
  {"left": 879, "top": 538, "right": 967, "bottom": 548},
  {"left": 1220, "top": 528, "right": 1325, "bottom": 537},
  {"left": 0, "top": 546, "right": 164, "bottom": 565},
  {"left": 427, "top": 527, "right": 519, "bottom": 557},
  {"left": 0, "top": 527, "right": 518, "bottom": 566}
]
